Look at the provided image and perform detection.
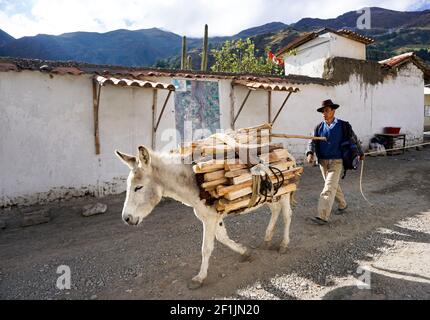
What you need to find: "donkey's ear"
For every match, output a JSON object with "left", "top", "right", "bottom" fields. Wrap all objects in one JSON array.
[
  {"left": 138, "top": 146, "right": 151, "bottom": 166},
  {"left": 115, "top": 150, "right": 137, "bottom": 169}
]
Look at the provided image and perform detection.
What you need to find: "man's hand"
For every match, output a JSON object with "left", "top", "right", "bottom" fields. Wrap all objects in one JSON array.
[
  {"left": 360, "top": 155, "right": 366, "bottom": 161},
  {"left": 306, "top": 153, "right": 315, "bottom": 164}
]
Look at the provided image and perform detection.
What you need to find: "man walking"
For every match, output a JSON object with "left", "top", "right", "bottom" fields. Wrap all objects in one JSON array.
[{"left": 306, "top": 99, "right": 364, "bottom": 225}]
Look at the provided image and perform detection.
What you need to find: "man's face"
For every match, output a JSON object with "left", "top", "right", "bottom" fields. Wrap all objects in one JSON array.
[{"left": 322, "top": 106, "right": 335, "bottom": 122}]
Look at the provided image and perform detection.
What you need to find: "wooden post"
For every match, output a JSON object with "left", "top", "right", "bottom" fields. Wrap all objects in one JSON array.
[
  {"left": 155, "top": 90, "right": 173, "bottom": 133},
  {"left": 230, "top": 82, "right": 235, "bottom": 130},
  {"left": 271, "top": 133, "right": 327, "bottom": 141},
  {"left": 233, "top": 89, "right": 252, "bottom": 127},
  {"left": 152, "top": 89, "right": 158, "bottom": 150},
  {"left": 268, "top": 91, "right": 272, "bottom": 143},
  {"left": 268, "top": 91, "right": 272, "bottom": 123},
  {"left": 272, "top": 91, "right": 292, "bottom": 125},
  {"left": 92, "top": 81, "right": 101, "bottom": 155}
]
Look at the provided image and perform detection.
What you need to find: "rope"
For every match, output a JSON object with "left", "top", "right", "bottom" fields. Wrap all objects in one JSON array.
[{"left": 359, "top": 141, "right": 430, "bottom": 206}]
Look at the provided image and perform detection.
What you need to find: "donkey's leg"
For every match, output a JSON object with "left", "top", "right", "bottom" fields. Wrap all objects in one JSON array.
[
  {"left": 215, "top": 219, "right": 252, "bottom": 262},
  {"left": 262, "top": 202, "right": 282, "bottom": 249},
  {"left": 188, "top": 212, "right": 218, "bottom": 290},
  {"left": 279, "top": 194, "right": 293, "bottom": 254}
]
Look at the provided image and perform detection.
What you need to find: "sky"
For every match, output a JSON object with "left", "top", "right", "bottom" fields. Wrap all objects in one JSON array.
[{"left": 0, "top": 0, "right": 429, "bottom": 39}]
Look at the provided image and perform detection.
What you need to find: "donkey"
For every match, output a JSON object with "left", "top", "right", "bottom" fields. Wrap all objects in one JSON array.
[{"left": 116, "top": 146, "right": 294, "bottom": 290}]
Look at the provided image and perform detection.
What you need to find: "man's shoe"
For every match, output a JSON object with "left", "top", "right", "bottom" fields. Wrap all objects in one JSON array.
[
  {"left": 335, "top": 205, "right": 348, "bottom": 215},
  {"left": 309, "top": 217, "right": 329, "bottom": 225}
]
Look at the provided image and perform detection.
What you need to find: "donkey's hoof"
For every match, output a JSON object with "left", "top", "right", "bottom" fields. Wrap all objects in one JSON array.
[
  {"left": 240, "top": 249, "right": 254, "bottom": 263},
  {"left": 278, "top": 246, "right": 289, "bottom": 255},
  {"left": 187, "top": 279, "right": 203, "bottom": 290}
]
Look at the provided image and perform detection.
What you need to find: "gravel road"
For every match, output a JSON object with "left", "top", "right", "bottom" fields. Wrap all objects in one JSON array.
[{"left": 1, "top": 148, "right": 429, "bottom": 300}]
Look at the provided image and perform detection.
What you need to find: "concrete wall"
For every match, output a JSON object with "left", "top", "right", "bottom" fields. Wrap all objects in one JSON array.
[
  {"left": 283, "top": 32, "right": 366, "bottom": 78},
  {"left": 0, "top": 63, "right": 425, "bottom": 208}
]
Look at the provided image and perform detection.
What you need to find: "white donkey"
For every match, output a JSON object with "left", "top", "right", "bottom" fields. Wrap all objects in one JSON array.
[{"left": 116, "top": 146, "right": 294, "bottom": 289}]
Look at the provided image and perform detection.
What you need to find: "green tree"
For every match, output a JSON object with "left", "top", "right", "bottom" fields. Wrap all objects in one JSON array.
[{"left": 211, "top": 38, "right": 284, "bottom": 76}]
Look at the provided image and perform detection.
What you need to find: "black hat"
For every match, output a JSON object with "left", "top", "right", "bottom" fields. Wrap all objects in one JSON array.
[{"left": 317, "top": 99, "right": 340, "bottom": 113}]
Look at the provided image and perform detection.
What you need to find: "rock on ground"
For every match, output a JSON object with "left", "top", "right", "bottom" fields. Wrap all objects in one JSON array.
[{"left": 82, "top": 203, "right": 108, "bottom": 217}]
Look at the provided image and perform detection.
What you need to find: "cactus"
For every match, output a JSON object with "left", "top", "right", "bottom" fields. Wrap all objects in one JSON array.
[
  {"left": 187, "top": 55, "right": 193, "bottom": 70},
  {"left": 201, "top": 24, "right": 208, "bottom": 71},
  {"left": 181, "top": 36, "right": 187, "bottom": 70}
]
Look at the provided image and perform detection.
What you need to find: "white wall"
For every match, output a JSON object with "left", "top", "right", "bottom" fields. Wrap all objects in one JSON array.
[
  {"left": 283, "top": 32, "right": 366, "bottom": 78},
  {"left": 0, "top": 71, "right": 176, "bottom": 208},
  {"left": 0, "top": 63, "right": 424, "bottom": 208}
]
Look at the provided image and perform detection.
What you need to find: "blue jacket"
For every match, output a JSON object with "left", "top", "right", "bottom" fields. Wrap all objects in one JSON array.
[{"left": 306, "top": 119, "right": 363, "bottom": 161}]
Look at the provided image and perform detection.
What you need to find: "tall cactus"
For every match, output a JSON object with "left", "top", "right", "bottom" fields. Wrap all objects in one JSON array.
[
  {"left": 201, "top": 24, "right": 208, "bottom": 71},
  {"left": 181, "top": 36, "right": 187, "bottom": 70},
  {"left": 187, "top": 55, "right": 193, "bottom": 70}
]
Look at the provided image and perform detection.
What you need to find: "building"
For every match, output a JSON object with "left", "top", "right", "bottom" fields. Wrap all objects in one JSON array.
[
  {"left": 1, "top": 29, "right": 429, "bottom": 208},
  {"left": 425, "top": 85, "right": 430, "bottom": 131}
]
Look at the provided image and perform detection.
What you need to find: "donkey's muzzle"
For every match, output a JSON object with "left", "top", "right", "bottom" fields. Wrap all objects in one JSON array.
[{"left": 123, "top": 215, "right": 139, "bottom": 226}]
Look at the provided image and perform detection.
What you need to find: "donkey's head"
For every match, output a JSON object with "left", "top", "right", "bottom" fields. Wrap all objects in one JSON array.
[{"left": 115, "top": 146, "right": 163, "bottom": 226}]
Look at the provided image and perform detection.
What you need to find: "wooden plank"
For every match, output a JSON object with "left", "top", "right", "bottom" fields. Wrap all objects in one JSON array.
[
  {"left": 224, "top": 162, "right": 248, "bottom": 171},
  {"left": 225, "top": 187, "right": 253, "bottom": 201},
  {"left": 202, "top": 145, "right": 235, "bottom": 156},
  {"left": 258, "top": 149, "right": 291, "bottom": 163},
  {"left": 231, "top": 161, "right": 296, "bottom": 185},
  {"left": 220, "top": 183, "right": 298, "bottom": 214},
  {"left": 225, "top": 178, "right": 299, "bottom": 201},
  {"left": 217, "top": 167, "right": 302, "bottom": 197},
  {"left": 271, "top": 133, "right": 327, "bottom": 141},
  {"left": 237, "top": 123, "right": 272, "bottom": 133},
  {"left": 201, "top": 178, "right": 228, "bottom": 189},
  {"left": 193, "top": 160, "right": 226, "bottom": 174},
  {"left": 204, "top": 170, "right": 226, "bottom": 182},
  {"left": 225, "top": 169, "right": 250, "bottom": 178}
]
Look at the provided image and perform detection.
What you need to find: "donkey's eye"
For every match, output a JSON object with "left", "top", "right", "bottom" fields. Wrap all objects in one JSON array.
[{"left": 134, "top": 186, "right": 143, "bottom": 192}]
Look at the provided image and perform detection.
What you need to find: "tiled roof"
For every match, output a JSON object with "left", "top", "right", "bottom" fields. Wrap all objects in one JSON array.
[
  {"left": 233, "top": 80, "right": 300, "bottom": 92},
  {"left": 95, "top": 75, "right": 175, "bottom": 91},
  {"left": 0, "top": 57, "right": 335, "bottom": 86},
  {"left": 276, "top": 28, "right": 374, "bottom": 56},
  {"left": 379, "top": 52, "right": 430, "bottom": 80}
]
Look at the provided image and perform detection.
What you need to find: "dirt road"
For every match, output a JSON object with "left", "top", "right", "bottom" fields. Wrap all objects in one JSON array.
[{"left": 1, "top": 148, "right": 429, "bottom": 300}]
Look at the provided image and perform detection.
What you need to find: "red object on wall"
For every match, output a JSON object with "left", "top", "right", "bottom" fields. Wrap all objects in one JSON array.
[{"left": 384, "top": 127, "right": 401, "bottom": 134}]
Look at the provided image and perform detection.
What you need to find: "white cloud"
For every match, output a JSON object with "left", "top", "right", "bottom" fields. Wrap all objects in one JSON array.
[{"left": 0, "top": 0, "right": 425, "bottom": 39}]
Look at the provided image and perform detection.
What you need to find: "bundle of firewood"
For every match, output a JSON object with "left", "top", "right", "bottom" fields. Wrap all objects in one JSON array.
[{"left": 175, "top": 123, "right": 303, "bottom": 215}]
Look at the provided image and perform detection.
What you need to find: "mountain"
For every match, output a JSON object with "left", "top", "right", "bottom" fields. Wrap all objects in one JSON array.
[
  {"left": 293, "top": 7, "right": 430, "bottom": 30},
  {"left": 234, "top": 22, "right": 288, "bottom": 38},
  {"left": 0, "top": 28, "right": 182, "bottom": 66},
  {"left": 0, "top": 7, "right": 429, "bottom": 67},
  {"left": 0, "top": 29, "right": 15, "bottom": 47}
]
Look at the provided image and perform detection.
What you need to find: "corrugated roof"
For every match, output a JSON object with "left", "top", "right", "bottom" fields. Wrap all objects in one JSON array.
[
  {"left": 95, "top": 75, "right": 175, "bottom": 91},
  {"left": 277, "top": 28, "right": 374, "bottom": 56},
  {"left": 233, "top": 80, "right": 300, "bottom": 92},
  {"left": 0, "top": 57, "right": 335, "bottom": 86}
]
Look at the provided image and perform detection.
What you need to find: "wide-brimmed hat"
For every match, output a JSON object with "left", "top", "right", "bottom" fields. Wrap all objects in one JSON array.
[{"left": 317, "top": 99, "right": 340, "bottom": 113}]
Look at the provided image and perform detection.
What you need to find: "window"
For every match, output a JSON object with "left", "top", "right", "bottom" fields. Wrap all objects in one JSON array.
[{"left": 425, "top": 105, "right": 430, "bottom": 117}]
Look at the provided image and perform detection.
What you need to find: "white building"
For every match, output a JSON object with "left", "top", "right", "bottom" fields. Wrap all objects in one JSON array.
[
  {"left": 1, "top": 29, "right": 429, "bottom": 208},
  {"left": 279, "top": 28, "right": 373, "bottom": 78}
]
